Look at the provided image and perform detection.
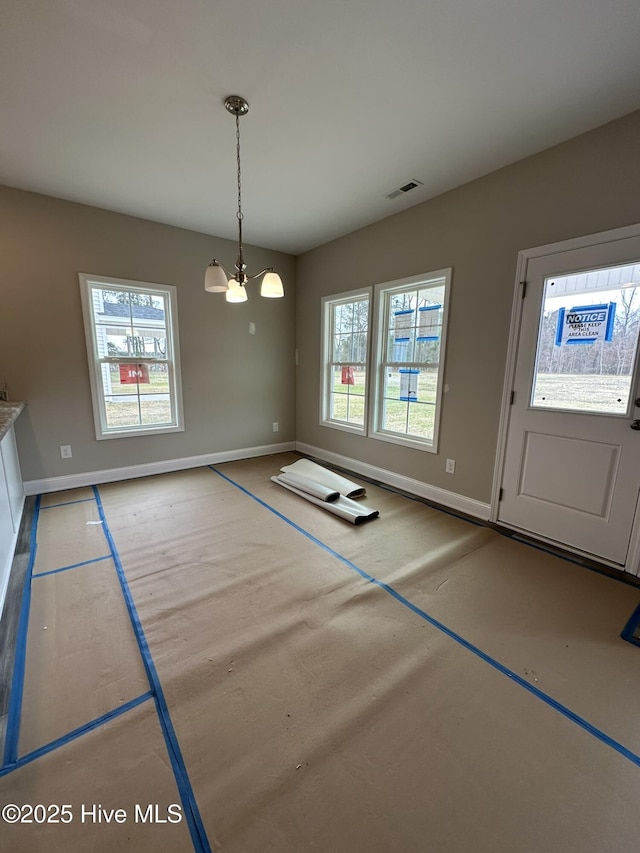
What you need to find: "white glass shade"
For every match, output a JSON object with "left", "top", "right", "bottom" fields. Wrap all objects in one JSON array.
[
  {"left": 260, "top": 271, "right": 284, "bottom": 298},
  {"left": 225, "top": 279, "right": 248, "bottom": 303},
  {"left": 204, "top": 262, "right": 229, "bottom": 292}
]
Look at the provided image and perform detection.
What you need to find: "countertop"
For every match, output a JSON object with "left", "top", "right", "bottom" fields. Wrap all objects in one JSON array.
[{"left": 0, "top": 401, "right": 25, "bottom": 443}]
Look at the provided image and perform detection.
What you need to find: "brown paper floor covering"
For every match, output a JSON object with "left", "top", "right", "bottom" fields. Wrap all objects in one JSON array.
[{"left": 1, "top": 452, "right": 640, "bottom": 852}]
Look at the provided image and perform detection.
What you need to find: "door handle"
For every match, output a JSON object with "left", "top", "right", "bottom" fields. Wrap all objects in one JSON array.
[
  {"left": 631, "top": 420, "right": 640, "bottom": 430},
  {"left": 635, "top": 398, "right": 640, "bottom": 408}
]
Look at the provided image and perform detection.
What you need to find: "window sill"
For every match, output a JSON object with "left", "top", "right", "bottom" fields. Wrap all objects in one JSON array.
[{"left": 370, "top": 429, "right": 437, "bottom": 453}]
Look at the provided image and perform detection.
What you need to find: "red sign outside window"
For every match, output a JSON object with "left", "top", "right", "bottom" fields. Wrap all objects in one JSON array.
[
  {"left": 119, "top": 364, "right": 150, "bottom": 384},
  {"left": 341, "top": 366, "right": 355, "bottom": 385}
]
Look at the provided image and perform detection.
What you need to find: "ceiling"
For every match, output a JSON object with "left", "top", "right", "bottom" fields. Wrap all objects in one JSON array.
[{"left": 1, "top": 0, "right": 640, "bottom": 256}]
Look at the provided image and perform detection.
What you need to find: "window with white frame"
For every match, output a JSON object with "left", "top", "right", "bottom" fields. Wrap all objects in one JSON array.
[
  {"left": 372, "top": 270, "right": 451, "bottom": 452},
  {"left": 79, "top": 274, "right": 184, "bottom": 440},
  {"left": 321, "top": 289, "right": 371, "bottom": 433}
]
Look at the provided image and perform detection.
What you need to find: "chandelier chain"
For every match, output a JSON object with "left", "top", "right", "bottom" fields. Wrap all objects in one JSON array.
[{"left": 236, "top": 112, "right": 243, "bottom": 223}]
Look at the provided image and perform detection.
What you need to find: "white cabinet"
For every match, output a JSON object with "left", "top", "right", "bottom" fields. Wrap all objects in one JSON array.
[{"left": 0, "top": 424, "right": 24, "bottom": 620}]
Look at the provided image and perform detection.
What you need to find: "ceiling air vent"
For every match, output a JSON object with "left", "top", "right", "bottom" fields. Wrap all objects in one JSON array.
[{"left": 386, "top": 179, "right": 424, "bottom": 200}]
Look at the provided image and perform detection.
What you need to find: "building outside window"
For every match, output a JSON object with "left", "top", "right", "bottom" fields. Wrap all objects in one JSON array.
[{"left": 79, "top": 274, "right": 184, "bottom": 439}]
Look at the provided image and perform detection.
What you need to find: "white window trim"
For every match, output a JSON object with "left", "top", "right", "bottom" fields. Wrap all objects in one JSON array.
[
  {"left": 79, "top": 273, "right": 185, "bottom": 440},
  {"left": 320, "top": 287, "right": 372, "bottom": 435},
  {"left": 370, "top": 269, "right": 451, "bottom": 453}
]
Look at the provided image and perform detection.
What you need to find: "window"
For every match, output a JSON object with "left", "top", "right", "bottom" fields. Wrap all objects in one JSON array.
[
  {"left": 372, "top": 270, "right": 451, "bottom": 452},
  {"left": 79, "top": 274, "right": 184, "bottom": 439},
  {"left": 320, "top": 289, "right": 371, "bottom": 433}
]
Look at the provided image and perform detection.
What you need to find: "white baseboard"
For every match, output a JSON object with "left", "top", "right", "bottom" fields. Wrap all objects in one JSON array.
[
  {"left": 24, "top": 441, "right": 296, "bottom": 495},
  {"left": 23, "top": 439, "right": 491, "bottom": 522},
  {"left": 295, "top": 442, "right": 492, "bottom": 521}
]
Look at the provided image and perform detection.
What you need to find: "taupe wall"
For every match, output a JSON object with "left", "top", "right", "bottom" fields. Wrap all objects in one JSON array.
[
  {"left": 0, "top": 187, "right": 296, "bottom": 482},
  {"left": 3, "top": 110, "right": 639, "bottom": 496},
  {"left": 295, "top": 110, "right": 640, "bottom": 504}
]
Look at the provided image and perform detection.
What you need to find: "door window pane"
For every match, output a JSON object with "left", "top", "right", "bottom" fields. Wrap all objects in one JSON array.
[{"left": 532, "top": 263, "right": 640, "bottom": 414}]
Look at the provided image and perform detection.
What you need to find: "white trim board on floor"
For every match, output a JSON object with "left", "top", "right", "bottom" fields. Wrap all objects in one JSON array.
[
  {"left": 295, "top": 442, "right": 492, "bottom": 521},
  {"left": 23, "top": 442, "right": 296, "bottom": 495}
]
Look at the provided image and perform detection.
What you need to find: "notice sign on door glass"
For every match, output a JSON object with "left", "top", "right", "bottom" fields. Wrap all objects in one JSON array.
[
  {"left": 555, "top": 303, "right": 616, "bottom": 346},
  {"left": 532, "top": 265, "right": 640, "bottom": 415}
]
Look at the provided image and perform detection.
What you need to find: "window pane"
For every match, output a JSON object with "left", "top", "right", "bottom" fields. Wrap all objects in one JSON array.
[
  {"left": 333, "top": 333, "right": 353, "bottom": 362},
  {"left": 102, "top": 363, "right": 172, "bottom": 429},
  {"left": 417, "top": 368, "right": 438, "bottom": 404},
  {"left": 382, "top": 399, "right": 409, "bottom": 433},
  {"left": 330, "top": 366, "right": 366, "bottom": 426},
  {"left": 103, "top": 396, "right": 172, "bottom": 429},
  {"left": 92, "top": 288, "right": 168, "bottom": 360},
  {"left": 532, "top": 264, "right": 640, "bottom": 413},
  {"left": 104, "top": 400, "right": 143, "bottom": 430},
  {"left": 333, "top": 299, "right": 368, "bottom": 363},
  {"left": 334, "top": 301, "right": 354, "bottom": 334},
  {"left": 388, "top": 291, "right": 444, "bottom": 363},
  {"left": 380, "top": 369, "right": 437, "bottom": 439},
  {"left": 407, "top": 402, "right": 436, "bottom": 440},
  {"left": 140, "top": 398, "right": 172, "bottom": 425}
]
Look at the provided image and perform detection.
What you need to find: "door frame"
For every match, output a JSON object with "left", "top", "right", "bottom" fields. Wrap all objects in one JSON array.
[{"left": 491, "top": 222, "right": 640, "bottom": 576}]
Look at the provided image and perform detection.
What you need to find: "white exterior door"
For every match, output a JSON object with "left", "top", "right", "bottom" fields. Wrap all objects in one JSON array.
[{"left": 499, "top": 231, "right": 640, "bottom": 567}]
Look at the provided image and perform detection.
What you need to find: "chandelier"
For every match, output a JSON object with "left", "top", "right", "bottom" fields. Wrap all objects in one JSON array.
[{"left": 204, "top": 95, "right": 284, "bottom": 303}]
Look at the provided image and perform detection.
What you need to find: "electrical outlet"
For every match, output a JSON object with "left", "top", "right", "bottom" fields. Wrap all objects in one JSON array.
[
  {"left": 445, "top": 458, "right": 455, "bottom": 474},
  {"left": 273, "top": 422, "right": 279, "bottom": 432},
  {"left": 0, "top": 389, "right": 8, "bottom": 402},
  {"left": 60, "top": 445, "right": 72, "bottom": 459}
]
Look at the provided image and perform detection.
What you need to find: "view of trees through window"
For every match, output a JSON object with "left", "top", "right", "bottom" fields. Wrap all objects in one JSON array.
[
  {"left": 329, "top": 296, "right": 369, "bottom": 427},
  {"left": 533, "top": 272, "right": 640, "bottom": 413}
]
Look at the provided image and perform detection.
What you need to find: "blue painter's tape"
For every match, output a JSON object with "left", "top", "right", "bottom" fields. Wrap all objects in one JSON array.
[
  {"left": 210, "top": 466, "right": 640, "bottom": 771},
  {"left": 92, "top": 486, "right": 212, "bottom": 853},
  {"left": 621, "top": 602, "right": 640, "bottom": 648},
  {"left": 3, "top": 495, "right": 42, "bottom": 768},
  {"left": 32, "top": 554, "right": 112, "bottom": 579},
  {"left": 555, "top": 307, "right": 565, "bottom": 346},
  {"left": 0, "top": 692, "right": 153, "bottom": 779},
  {"left": 605, "top": 301, "right": 616, "bottom": 341}
]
